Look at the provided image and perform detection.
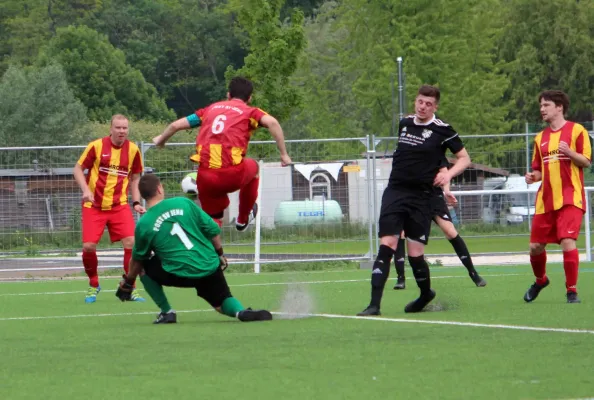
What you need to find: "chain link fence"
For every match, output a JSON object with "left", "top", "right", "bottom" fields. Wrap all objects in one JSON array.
[{"left": 1, "top": 125, "right": 593, "bottom": 275}]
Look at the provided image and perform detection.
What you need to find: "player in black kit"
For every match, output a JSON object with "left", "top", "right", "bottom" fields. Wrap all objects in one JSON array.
[
  {"left": 392, "top": 162, "right": 487, "bottom": 290},
  {"left": 358, "top": 85, "right": 471, "bottom": 315}
]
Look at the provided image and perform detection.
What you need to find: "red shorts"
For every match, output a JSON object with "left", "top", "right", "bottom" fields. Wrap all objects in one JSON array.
[
  {"left": 196, "top": 158, "right": 259, "bottom": 217},
  {"left": 530, "top": 205, "right": 584, "bottom": 244},
  {"left": 82, "top": 205, "right": 136, "bottom": 244}
]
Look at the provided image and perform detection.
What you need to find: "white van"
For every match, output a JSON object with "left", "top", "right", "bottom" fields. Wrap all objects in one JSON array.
[{"left": 482, "top": 174, "right": 541, "bottom": 225}]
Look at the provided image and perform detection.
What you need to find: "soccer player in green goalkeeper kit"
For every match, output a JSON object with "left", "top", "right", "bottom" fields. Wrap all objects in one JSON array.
[{"left": 115, "top": 173, "right": 273, "bottom": 324}]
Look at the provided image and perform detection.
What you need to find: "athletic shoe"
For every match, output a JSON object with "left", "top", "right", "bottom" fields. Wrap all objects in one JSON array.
[
  {"left": 566, "top": 292, "right": 581, "bottom": 304},
  {"left": 154, "top": 311, "right": 177, "bottom": 324},
  {"left": 236, "top": 203, "right": 258, "bottom": 232},
  {"left": 393, "top": 276, "right": 406, "bottom": 290},
  {"left": 130, "top": 289, "right": 146, "bottom": 302},
  {"left": 237, "top": 307, "right": 273, "bottom": 322},
  {"left": 404, "top": 289, "right": 436, "bottom": 313},
  {"left": 523, "top": 278, "right": 550, "bottom": 303},
  {"left": 84, "top": 286, "right": 101, "bottom": 303},
  {"left": 356, "top": 305, "right": 381, "bottom": 316},
  {"left": 471, "top": 273, "right": 487, "bottom": 287}
]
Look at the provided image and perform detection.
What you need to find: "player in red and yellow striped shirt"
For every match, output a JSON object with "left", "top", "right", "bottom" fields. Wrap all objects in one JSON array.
[
  {"left": 73, "top": 115, "right": 146, "bottom": 303},
  {"left": 153, "top": 77, "right": 292, "bottom": 229},
  {"left": 523, "top": 90, "right": 592, "bottom": 304}
]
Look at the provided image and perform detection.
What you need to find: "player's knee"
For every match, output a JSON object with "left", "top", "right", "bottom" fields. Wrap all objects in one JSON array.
[
  {"left": 529, "top": 242, "right": 546, "bottom": 255},
  {"left": 210, "top": 211, "right": 224, "bottom": 219},
  {"left": 121, "top": 236, "right": 134, "bottom": 248},
  {"left": 379, "top": 235, "right": 398, "bottom": 250},
  {"left": 560, "top": 238, "right": 577, "bottom": 252},
  {"left": 406, "top": 240, "right": 425, "bottom": 257},
  {"left": 438, "top": 220, "right": 457, "bottom": 240},
  {"left": 82, "top": 242, "right": 97, "bottom": 252},
  {"left": 214, "top": 306, "right": 223, "bottom": 314}
]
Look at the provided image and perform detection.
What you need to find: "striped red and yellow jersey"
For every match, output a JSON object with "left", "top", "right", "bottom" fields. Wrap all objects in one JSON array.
[
  {"left": 189, "top": 99, "right": 267, "bottom": 169},
  {"left": 78, "top": 137, "right": 143, "bottom": 210},
  {"left": 531, "top": 122, "right": 592, "bottom": 214}
]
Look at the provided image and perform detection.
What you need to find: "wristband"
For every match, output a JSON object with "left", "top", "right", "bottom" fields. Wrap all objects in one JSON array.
[
  {"left": 132, "top": 201, "right": 141, "bottom": 208},
  {"left": 216, "top": 247, "right": 224, "bottom": 256}
]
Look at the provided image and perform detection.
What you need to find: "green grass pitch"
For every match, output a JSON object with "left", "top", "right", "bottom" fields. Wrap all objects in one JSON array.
[{"left": 1, "top": 264, "right": 594, "bottom": 400}]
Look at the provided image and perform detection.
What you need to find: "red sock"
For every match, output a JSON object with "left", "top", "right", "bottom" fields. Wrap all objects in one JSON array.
[
  {"left": 82, "top": 250, "right": 99, "bottom": 288},
  {"left": 237, "top": 177, "right": 259, "bottom": 225},
  {"left": 530, "top": 251, "right": 547, "bottom": 285},
  {"left": 123, "top": 248, "right": 135, "bottom": 288},
  {"left": 563, "top": 249, "right": 579, "bottom": 293}
]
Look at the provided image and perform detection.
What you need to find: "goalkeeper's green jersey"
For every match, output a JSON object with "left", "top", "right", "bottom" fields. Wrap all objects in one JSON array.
[{"left": 132, "top": 197, "right": 221, "bottom": 278}]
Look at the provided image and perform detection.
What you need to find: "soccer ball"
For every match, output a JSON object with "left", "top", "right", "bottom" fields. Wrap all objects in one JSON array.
[{"left": 181, "top": 172, "right": 198, "bottom": 198}]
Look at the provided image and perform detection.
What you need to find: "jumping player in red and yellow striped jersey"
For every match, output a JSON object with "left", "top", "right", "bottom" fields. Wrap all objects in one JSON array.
[
  {"left": 73, "top": 114, "right": 146, "bottom": 303},
  {"left": 153, "top": 77, "right": 292, "bottom": 229},
  {"left": 524, "top": 90, "right": 592, "bottom": 304}
]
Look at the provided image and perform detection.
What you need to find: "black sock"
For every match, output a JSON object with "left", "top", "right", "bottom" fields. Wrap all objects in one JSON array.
[
  {"left": 370, "top": 245, "right": 393, "bottom": 308},
  {"left": 449, "top": 235, "right": 477, "bottom": 276},
  {"left": 408, "top": 255, "right": 431, "bottom": 295},
  {"left": 394, "top": 238, "right": 406, "bottom": 278}
]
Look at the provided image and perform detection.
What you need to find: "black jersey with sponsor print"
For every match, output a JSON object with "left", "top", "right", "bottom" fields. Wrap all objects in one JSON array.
[{"left": 390, "top": 115, "right": 464, "bottom": 190}]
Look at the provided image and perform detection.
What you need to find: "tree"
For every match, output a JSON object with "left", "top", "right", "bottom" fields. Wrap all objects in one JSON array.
[
  {"left": 37, "top": 25, "right": 175, "bottom": 122},
  {"left": 497, "top": 0, "right": 594, "bottom": 127},
  {"left": 328, "top": 0, "right": 511, "bottom": 137},
  {"left": 0, "top": 64, "right": 89, "bottom": 147},
  {"left": 225, "top": 0, "right": 306, "bottom": 123}
]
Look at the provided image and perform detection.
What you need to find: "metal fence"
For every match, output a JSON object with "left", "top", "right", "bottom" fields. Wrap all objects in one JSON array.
[{"left": 1, "top": 130, "right": 594, "bottom": 275}]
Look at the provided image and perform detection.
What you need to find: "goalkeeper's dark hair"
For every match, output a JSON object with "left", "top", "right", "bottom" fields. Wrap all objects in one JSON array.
[
  {"left": 138, "top": 173, "right": 161, "bottom": 201},
  {"left": 539, "top": 90, "right": 570, "bottom": 114},
  {"left": 228, "top": 77, "right": 254, "bottom": 102}
]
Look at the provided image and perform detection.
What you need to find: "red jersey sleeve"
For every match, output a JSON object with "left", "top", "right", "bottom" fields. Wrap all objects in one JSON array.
[
  {"left": 131, "top": 149, "right": 143, "bottom": 174},
  {"left": 531, "top": 141, "right": 542, "bottom": 171},
  {"left": 78, "top": 143, "right": 96, "bottom": 170},
  {"left": 575, "top": 126, "right": 592, "bottom": 162}
]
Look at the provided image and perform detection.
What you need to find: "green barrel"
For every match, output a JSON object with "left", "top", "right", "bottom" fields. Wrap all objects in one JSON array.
[{"left": 273, "top": 200, "right": 343, "bottom": 226}]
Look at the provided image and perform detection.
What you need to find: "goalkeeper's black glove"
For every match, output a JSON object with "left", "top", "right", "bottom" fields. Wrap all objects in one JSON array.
[
  {"left": 115, "top": 274, "right": 135, "bottom": 302},
  {"left": 216, "top": 247, "right": 228, "bottom": 271}
]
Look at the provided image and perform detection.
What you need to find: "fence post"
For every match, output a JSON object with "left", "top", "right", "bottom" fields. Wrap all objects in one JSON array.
[
  {"left": 254, "top": 160, "right": 264, "bottom": 273},
  {"left": 586, "top": 189, "right": 591, "bottom": 262},
  {"left": 365, "top": 135, "right": 374, "bottom": 260},
  {"left": 371, "top": 135, "right": 379, "bottom": 254},
  {"left": 525, "top": 124, "right": 532, "bottom": 231}
]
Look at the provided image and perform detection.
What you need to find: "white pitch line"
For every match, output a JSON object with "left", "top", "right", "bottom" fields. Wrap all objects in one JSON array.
[
  {"left": 2, "top": 308, "right": 593, "bottom": 336},
  {"left": 274, "top": 312, "right": 594, "bottom": 335},
  {"left": 0, "top": 273, "right": 526, "bottom": 297},
  {"left": 0, "top": 309, "right": 212, "bottom": 322}
]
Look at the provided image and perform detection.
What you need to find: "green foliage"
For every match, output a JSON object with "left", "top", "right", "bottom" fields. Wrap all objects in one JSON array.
[
  {"left": 225, "top": 0, "right": 306, "bottom": 122},
  {"left": 37, "top": 25, "right": 175, "bottom": 122},
  {"left": 0, "top": 63, "right": 89, "bottom": 147},
  {"left": 498, "top": 0, "right": 594, "bottom": 127}
]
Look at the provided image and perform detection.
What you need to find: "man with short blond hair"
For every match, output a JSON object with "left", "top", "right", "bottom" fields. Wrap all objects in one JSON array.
[{"left": 73, "top": 115, "right": 146, "bottom": 303}]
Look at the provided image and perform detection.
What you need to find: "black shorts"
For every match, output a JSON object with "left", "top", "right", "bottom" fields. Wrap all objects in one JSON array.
[
  {"left": 431, "top": 191, "right": 452, "bottom": 222},
  {"left": 378, "top": 186, "right": 432, "bottom": 244},
  {"left": 143, "top": 256, "right": 232, "bottom": 308}
]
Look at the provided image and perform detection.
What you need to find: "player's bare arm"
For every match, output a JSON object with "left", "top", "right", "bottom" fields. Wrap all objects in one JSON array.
[
  {"left": 211, "top": 234, "right": 228, "bottom": 270},
  {"left": 434, "top": 149, "right": 471, "bottom": 187},
  {"left": 441, "top": 171, "right": 457, "bottom": 205},
  {"left": 558, "top": 141, "right": 591, "bottom": 168},
  {"left": 153, "top": 117, "right": 192, "bottom": 148},
  {"left": 73, "top": 163, "right": 94, "bottom": 204},
  {"left": 260, "top": 114, "right": 292, "bottom": 166},
  {"left": 525, "top": 170, "right": 542, "bottom": 184},
  {"left": 129, "top": 173, "right": 146, "bottom": 214}
]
